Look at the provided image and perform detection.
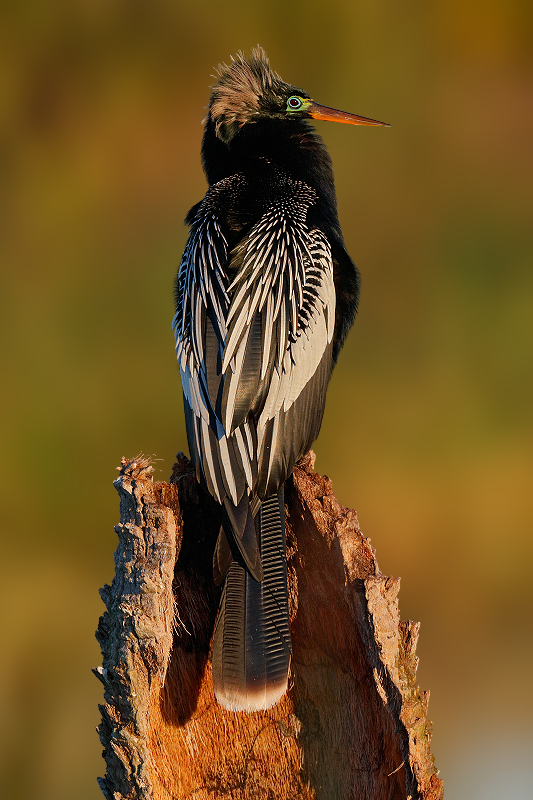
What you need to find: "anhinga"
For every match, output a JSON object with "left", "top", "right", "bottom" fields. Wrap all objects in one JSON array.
[{"left": 173, "top": 48, "right": 389, "bottom": 712}]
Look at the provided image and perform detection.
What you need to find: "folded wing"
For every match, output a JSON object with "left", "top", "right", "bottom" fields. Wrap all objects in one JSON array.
[{"left": 173, "top": 175, "right": 335, "bottom": 507}]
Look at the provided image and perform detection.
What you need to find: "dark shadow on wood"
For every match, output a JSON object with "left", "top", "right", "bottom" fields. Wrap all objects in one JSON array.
[{"left": 159, "top": 455, "right": 221, "bottom": 726}]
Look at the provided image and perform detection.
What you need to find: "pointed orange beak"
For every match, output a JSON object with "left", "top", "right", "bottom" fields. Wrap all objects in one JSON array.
[{"left": 308, "top": 101, "right": 390, "bottom": 127}]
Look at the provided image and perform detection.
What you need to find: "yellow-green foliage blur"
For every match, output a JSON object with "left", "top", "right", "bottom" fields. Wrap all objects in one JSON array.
[{"left": 1, "top": 2, "right": 532, "bottom": 798}]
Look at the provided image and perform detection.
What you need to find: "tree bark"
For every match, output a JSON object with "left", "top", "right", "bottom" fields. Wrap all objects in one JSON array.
[{"left": 95, "top": 452, "right": 443, "bottom": 800}]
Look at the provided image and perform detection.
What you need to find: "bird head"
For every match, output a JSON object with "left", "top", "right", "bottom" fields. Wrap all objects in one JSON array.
[{"left": 209, "top": 47, "right": 389, "bottom": 144}]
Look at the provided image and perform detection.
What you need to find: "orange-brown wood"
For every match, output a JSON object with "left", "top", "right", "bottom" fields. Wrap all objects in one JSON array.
[{"left": 96, "top": 454, "right": 443, "bottom": 800}]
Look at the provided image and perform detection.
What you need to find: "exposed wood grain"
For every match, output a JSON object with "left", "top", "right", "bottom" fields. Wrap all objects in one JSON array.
[{"left": 96, "top": 453, "right": 443, "bottom": 800}]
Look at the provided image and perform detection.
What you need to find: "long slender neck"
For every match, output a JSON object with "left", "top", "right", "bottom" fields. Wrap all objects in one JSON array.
[{"left": 201, "top": 116, "right": 339, "bottom": 224}]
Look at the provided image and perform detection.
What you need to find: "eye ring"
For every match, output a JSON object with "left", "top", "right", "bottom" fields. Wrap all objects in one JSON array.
[{"left": 287, "top": 96, "right": 302, "bottom": 110}]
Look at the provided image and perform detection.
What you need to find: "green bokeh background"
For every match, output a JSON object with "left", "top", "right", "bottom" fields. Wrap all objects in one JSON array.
[{"left": 1, "top": 1, "right": 532, "bottom": 797}]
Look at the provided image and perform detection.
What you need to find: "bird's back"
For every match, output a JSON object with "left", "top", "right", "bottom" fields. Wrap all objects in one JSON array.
[
  {"left": 174, "top": 162, "right": 336, "bottom": 709},
  {"left": 174, "top": 161, "right": 335, "bottom": 506}
]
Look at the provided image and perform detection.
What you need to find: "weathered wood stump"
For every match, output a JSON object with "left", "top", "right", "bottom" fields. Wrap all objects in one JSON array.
[{"left": 95, "top": 453, "right": 443, "bottom": 800}]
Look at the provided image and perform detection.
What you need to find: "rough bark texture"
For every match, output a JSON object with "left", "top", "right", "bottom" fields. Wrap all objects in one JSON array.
[{"left": 96, "top": 453, "right": 443, "bottom": 800}]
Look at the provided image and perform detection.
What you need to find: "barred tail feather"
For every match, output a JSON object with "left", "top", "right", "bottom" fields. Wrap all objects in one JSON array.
[{"left": 212, "top": 488, "right": 291, "bottom": 711}]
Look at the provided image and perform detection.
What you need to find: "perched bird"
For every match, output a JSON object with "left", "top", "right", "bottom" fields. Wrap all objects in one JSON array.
[{"left": 173, "top": 48, "right": 389, "bottom": 711}]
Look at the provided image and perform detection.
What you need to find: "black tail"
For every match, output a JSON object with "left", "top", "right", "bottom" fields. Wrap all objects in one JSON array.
[{"left": 212, "top": 488, "right": 291, "bottom": 711}]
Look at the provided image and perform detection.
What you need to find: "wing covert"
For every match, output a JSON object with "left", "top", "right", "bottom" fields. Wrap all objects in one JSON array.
[{"left": 221, "top": 183, "right": 335, "bottom": 437}]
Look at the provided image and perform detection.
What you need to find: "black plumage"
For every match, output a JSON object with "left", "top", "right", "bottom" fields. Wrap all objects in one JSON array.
[{"left": 173, "top": 48, "right": 389, "bottom": 711}]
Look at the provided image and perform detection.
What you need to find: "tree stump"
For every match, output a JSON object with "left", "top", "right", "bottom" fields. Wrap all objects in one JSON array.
[{"left": 95, "top": 452, "right": 443, "bottom": 800}]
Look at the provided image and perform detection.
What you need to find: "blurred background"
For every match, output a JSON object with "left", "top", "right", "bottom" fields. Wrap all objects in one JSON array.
[{"left": 1, "top": 1, "right": 532, "bottom": 797}]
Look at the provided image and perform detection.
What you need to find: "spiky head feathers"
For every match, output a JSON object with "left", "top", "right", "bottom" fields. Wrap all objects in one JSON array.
[{"left": 209, "top": 48, "right": 310, "bottom": 143}]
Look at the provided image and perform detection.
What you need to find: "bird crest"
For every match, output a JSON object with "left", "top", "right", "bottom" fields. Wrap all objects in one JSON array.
[{"left": 209, "top": 47, "right": 285, "bottom": 141}]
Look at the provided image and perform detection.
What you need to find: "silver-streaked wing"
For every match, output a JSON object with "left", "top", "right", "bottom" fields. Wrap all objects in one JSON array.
[
  {"left": 174, "top": 175, "right": 335, "bottom": 506},
  {"left": 220, "top": 180, "right": 335, "bottom": 495}
]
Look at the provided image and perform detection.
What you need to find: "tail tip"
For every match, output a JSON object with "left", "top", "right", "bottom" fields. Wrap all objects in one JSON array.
[{"left": 214, "top": 678, "right": 289, "bottom": 712}]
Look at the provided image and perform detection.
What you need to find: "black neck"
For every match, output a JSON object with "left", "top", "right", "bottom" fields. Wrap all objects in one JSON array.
[{"left": 201, "top": 116, "right": 339, "bottom": 224}]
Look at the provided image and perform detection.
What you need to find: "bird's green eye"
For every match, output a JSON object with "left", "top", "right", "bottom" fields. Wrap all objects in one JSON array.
[{"left": 287, "top": 96, "right": 303, "bottom": 111}]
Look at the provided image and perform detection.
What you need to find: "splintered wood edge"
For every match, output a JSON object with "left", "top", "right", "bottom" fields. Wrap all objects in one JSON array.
[
  {"left": 95, "top": 452, "right": 443, "bottom": 800},
  {"left": 96, "top": 455, "right": 180, "bottom": 800},
  {"left": 290, "top": 456, "right": 442, "bottom": 800}
]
